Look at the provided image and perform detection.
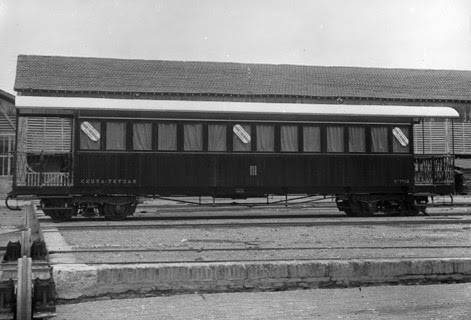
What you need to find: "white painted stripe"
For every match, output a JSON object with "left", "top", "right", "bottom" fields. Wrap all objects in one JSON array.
[{"left": 16, "top": 96, "right": 460, "bottom": 118}]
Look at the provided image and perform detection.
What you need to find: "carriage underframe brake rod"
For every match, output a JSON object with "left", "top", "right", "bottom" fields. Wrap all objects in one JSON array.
[{"left": 153, "top": 194, "right": 335, "bottom": 207}]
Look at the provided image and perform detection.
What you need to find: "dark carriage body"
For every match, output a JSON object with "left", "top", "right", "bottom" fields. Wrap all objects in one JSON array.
[{"left": 75, "top": 152, "right": 412, "bottom": 196}]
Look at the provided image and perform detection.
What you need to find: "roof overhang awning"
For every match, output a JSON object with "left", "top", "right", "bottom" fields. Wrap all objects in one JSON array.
[{"left": 15, "top": 96, "right": 460, "bottom": 119}]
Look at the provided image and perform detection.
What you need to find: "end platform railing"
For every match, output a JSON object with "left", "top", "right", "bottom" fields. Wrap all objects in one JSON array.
[{"left": 414, "top": 154, "right": 454, "bottom": 185}]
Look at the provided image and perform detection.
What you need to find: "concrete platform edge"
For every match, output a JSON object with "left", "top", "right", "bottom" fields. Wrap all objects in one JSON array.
[{"left": 52, "top": 258, "right": 471, "bottom": 300}]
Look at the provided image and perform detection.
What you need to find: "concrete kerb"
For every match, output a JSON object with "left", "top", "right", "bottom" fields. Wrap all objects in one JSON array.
[{"left": 52, "top": 258, "right": 471, "bottom": 301}]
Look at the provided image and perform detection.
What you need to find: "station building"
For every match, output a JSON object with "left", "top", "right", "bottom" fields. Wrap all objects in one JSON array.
[
  {"left": 4, "top": 55, "right": 471, "bottom": 197},
  {"left": 0, "top": 89, "right": 15, "bottom": 198}
]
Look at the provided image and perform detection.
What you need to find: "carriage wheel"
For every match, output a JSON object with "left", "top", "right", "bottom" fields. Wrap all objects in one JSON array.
[
  {"left": 383, "top": 200, "right": 402, "bottom": 216},
  {"left": 347, "top": 200, "right": 375, "bottom": 217},
  {"left": 360, "top": 203, "right": 375, "bottom": 216},
  {"left": 125, "top": 203, "right": 136, "bottom": 215},
  {"left": 344, "top": 209, "right": 358, "bottom": 217},
  {"left": 43, "top": 199, "right": 74, "bottom": 221},
  {"left": 48, "top": 209, "right": 73, "bottom": 221},
  {"left": 401, "top": 200, "right": 419, "bottom": 216},
  {"left": 103, "top": 203, "right": 129, "bottom": 221},
  {"left": 336, "top": 198, "right": 357, "bottom": 217}
]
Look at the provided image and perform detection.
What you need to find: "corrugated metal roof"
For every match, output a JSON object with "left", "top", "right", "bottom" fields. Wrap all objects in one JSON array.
[{"left": 14, "top": 55, "right": 471, "bottom": 101}]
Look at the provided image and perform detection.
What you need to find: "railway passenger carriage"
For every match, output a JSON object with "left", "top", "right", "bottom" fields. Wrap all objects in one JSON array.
[
  {"left": 8, "top": 55, "right": 459, "bottom": 220},
  {"left": 11, "top": 97, "right": 458, "bottom": 220}
]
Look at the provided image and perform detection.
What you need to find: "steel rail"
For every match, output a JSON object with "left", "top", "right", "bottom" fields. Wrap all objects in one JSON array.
[
  {"left": 47, "top": 244, "right": 471, "bottom": 254},
  {"left": 48, "top": 255, "right": 471, "bottom": 265},
  {"left": 36, "top": 205, "right": 471, "bottom": 223},
  {"left": 38, "top": 212, "right": 343, "bottom": 222},
  {"left": 40, "top": 217, "right": 471, "bottom": 231}
]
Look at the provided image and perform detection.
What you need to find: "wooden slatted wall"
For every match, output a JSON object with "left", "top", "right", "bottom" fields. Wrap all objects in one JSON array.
[
  {"left": 414, "top": 121, "right": 450, "bottom": 154},
  {"left": 450, "top": 122, "right": 471, "bottom": 155},
  {"left": 0, "top": 113, "right": 14, "bottom": 132},
  {"left": 25, "top": 117, "right": 72, "bottom": 153},
  {"left": 414, "top": 120, "right": 471, "bottom": 155}
]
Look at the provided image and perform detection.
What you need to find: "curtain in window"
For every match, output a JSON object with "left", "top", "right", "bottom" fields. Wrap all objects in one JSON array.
[
  {"left": 348, "top": 127, "right": 366, "bottom": 152},
  {"left": 233, "top": 124, "right": 251, "bottom": 152},
  {"left": 184, "top": 123, "right": 203, "bottom": 151},
  {"left": 256, "top": 125, "right": 274, "bottom": 152},
  {"left": 208, "top": 124, "right": 226, "bottom": 151},
  {"left": 80, "top": 121, "right": 101, "bottom": 150},
  {"left": 106, "top": 122, "right": 126, "bottom": 150},
  {"left": 303, "top": 126, "right": 321, "bottom": 152},
  {"left": 281, "top": 125, "right": 298, "bottom": 152},
  {"left": 371, "top": 127, "right": 388, "bottom": 153},
  {"left": 133, "top": 123, "right": 152, "bottom": 150},
  {"left": 392, "top": 127, "right": 410, "bottom": 153},
  {"left": 158, "top": 123, "right": 177, "bottom": 151},
  {"left": 327, "top": 126, "right": 344, "bottom": 152}
]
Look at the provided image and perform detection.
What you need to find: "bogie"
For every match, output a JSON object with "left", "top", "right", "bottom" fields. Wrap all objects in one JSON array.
[
  {"left": 336, "top": 195, "right": 425, "bottom": 217},
  {"left": 40, "top": 199, "right": 76, "bottom": 221},
  {"left": 39, "top": 197, "right": 137, "bottom": 221}
]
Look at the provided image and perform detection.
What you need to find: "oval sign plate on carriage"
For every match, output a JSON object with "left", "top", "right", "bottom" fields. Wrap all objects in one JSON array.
[
  {"left": 233, "top": 124, "right": 251, "bottom": 144},
  {"left": 80, "top": 121, "right": 100, "bottom": 142},
  {"left": 392, "top": 127, "right": 409, "bottom": 147}
]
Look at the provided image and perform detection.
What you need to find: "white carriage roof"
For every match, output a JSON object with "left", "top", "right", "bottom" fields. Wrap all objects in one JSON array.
[{"left": 16, "top": 96, "right": 459, "bottom": 118}]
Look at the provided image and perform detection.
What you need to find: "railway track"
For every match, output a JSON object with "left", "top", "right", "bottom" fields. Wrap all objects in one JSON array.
[
  {"left": 40, "top": 205, "right": 471, "bottom": 267},
  {"left": 39, "top": 216, "right": 471, "bottom": 231},
  {"left": 46, "top": 243, "right": 471, "bottom": 265},
  {"left": 48, "top": 244, "right": 471, "bottom": 254},
  {"left": 45, "top": 256, "right": 471, "bottom": 265}
]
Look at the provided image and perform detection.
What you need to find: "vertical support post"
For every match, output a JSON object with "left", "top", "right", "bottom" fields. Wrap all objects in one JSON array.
[
  {"left": 452, "top": 119, "right": 455, "bottom": 156},
  {"left": 422, "top": 119, "right": 425, "bottom": 155},
  {"left": 17, "top": 256, "right": 32, "bottom": 320}
]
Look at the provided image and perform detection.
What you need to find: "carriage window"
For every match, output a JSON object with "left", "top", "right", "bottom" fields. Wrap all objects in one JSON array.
[
  {"left": 281, "top": 125, "right": 298, "bottom": 152},
  {"left": 133, "top": 123, "right": 152, "bottom": 151},
  {"left": 392, "top": 127, "right": 410, "bottom": 153},
  {"left": 158, "top": 123, "right": 177, "bottom": 151},
  {"left": 371, "top": 127, "right": 388, "bottom": 153},
  {"left": 208, "top": 124, "right": 226, "bottom": 151},
  {"left": 256, "top": 125, "right": 274, "bottom": 152},
  {"left": 184, "top": 123, "right": 203, "bottom": 151},
  {"left": 348, "top": 127, "right": 366, "bottom": 152},
  {"left": 233, "top": 124, "right": 252, "bottom": 152},
  {"left": 327, "top": 126, "right": 344, "bottom": 153},
  {"left": 80, "top": 121, "right": 101, "bottom": 150},
  {"left": 303, "top": 126, "right": 321, "bottom": 152},
  {"left": 106, "top": 122, "right": 126, "bottom": 150}
]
